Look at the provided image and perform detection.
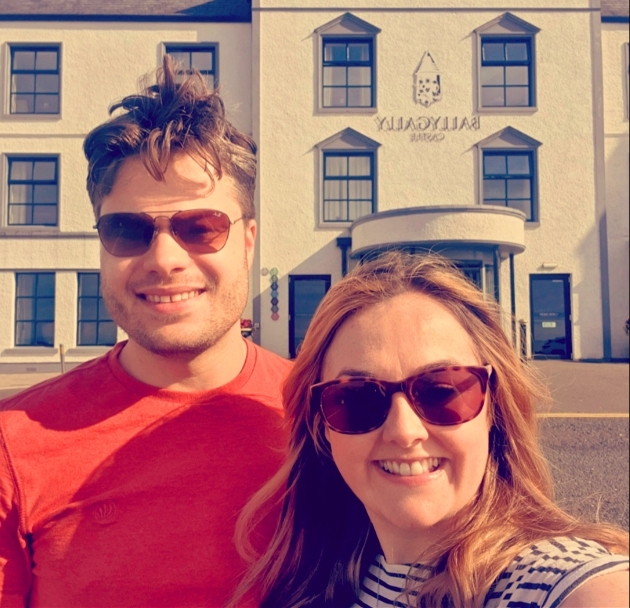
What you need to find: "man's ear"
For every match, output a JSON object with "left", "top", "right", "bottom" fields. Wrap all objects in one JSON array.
[{"left": 244, "top": 219, "right": 256, "bottom": 270}]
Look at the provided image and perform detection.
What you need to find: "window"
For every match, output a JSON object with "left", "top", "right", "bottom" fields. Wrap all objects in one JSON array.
[
  {"left": 289, "top": 275, "right": 330, "bottom": 358},
  {"left": 323, "top": 152, "right": 374, "bottom": 222},
  {"left": 9, "top": 45, "right": 60, "bottom": 114},
  {"left": 316, "top": 128, "right": 380, "bottom": 226},
  {"left": 165, "top": 44, "right": 217, "bottom": 88},
  {"left": 481, "top": 39, "right": 532, "bottom": 107},
  {"left": 483, "top": 151, "right": 534, "bottom": 219},
  {"left": 15, "top": 273, "right": 55, "bottom": 347},
  {"left": 476, "top": 127, "right": 541, "bottom": 222},
  {"left": 77, "top": 273, "right": 117, "bottom": 346},
  {"left": 475, "top": 13, "right": 539, "bottom": 111},
  {"left": 315, "top": 13, "right": 380, "bottom": 112},
  {"left": 322, "top": 39, "right": 374, "bottom": 108},
  {"left": 7, "top": 156, "right": 58, "bottom": 226}
]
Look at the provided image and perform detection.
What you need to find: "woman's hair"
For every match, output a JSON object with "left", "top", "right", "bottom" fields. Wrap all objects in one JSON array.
[
  {"left": 233, "top": 251, "right": 629, "bottom": 608},
  {"left": 83, "top": 54, "right": 257, "bottom": 219}
]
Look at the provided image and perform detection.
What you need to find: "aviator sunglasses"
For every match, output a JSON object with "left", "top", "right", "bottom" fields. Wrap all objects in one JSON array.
[
  {"left": 94, "top": 209, "right": 243, "bottom": 257},
  {"left": 310, "top": 365, "right": 492, "bottom": 434}
]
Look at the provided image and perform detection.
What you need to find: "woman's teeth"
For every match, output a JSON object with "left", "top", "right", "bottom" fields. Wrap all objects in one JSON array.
[
  {"left": 144, "top": 290, "right": 200, "bottom": 303},
  {"left": 379, "top": 458, "right": 441, "bottom": 476}
]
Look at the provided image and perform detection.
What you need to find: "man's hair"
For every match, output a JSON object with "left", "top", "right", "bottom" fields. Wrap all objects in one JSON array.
[
  {"left": 233, "top": 251, "right": 629, "bottom": 608},
  {"left": 84, "top": 55, "right": 257, "bottom": 219}
]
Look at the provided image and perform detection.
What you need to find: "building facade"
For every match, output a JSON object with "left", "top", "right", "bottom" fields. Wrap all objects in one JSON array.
[{"left": 0, "top": 0, "right": 628, "bottom": 371}]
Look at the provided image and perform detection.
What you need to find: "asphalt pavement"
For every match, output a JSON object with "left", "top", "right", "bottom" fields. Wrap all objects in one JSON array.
[{"left": 1, "top": 358, "right": 628, "bottom": 529}]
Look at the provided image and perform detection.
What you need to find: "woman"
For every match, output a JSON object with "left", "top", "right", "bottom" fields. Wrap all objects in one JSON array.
[{"left": 234, "top": 252, "right": 629, "bottom": 608}]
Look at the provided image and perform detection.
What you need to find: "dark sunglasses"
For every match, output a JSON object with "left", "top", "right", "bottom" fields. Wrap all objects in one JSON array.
[
  {"left": 94, "top": 209, "right": 243, "bottom": 257},
  {"left": 310, "top": 365, "right": 492, "bottom": 434}
]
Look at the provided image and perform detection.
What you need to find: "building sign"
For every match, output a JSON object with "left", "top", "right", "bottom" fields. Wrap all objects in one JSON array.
[
  {"left": 413, "top": 51, "right": 441, "bottom": 107},
  {"left": 375, "top": 116, "right": 481, "bottom": 143}
]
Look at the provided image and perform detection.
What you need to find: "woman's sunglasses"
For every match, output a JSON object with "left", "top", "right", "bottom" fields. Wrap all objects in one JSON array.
[
  {"left": 94, "top": 209, "right": 243, "bottom": 257},
  {"left": 310, "top": 365, "right": 492, "bottom": 434}
]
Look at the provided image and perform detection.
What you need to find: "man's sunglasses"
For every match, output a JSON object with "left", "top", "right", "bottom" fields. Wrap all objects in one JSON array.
[
  {"left": 94, "top": 209, "right": 243, "bottom": 257},
  {"left": 310, "top": 365, "right": 492, "bottom": 434}
]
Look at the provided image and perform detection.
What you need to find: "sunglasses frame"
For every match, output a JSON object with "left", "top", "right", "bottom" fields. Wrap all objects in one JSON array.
[
  {"left": 310, "top": 365, "right": 493, "bottom": 434},
  {"left": 94, "top": 208, "right": 244, "bottom": 257}
]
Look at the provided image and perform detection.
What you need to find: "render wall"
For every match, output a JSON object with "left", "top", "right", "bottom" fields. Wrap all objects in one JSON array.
[
  {"left": 602, "top": 22, "right": 629, "bottom": 360},
  {"left": 253, "top": 0, "right": 604, "bottom": 360},
  {"left": 0, "top": 21, "right": 251, "bottom": 369}
]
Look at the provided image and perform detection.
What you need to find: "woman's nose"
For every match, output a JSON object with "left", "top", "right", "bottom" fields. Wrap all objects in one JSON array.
[{"left": 380, "top": 392, "right": 430, "bottom": 447}]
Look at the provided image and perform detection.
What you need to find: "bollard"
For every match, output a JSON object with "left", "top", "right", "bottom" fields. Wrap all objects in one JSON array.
[
  {"left": 59, "top": 344, "right": 66, "bottom": 374},
  {"left": 519, "top": 320, "right": 528, "bottom": 360}
]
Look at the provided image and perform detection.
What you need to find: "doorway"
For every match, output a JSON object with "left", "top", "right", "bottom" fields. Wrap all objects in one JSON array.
[
  {"left": 530, "top": 274, "right": 572, "bottom": 359},
  {"left": 289, "top": 275, "right": 331, "bottom": 358}
]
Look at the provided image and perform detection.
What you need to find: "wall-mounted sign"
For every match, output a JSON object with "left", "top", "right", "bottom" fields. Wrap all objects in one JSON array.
[
  {"left": 414, "top": 51, "right": 441, "bottom": 107},
  {"left": 375, "top": 115, "right": 480, "bottom": 143}
]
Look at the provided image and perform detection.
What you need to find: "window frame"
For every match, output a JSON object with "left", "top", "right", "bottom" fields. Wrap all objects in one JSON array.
[
  {"left": 76, "top": 272, "right": 117, "bottom": 347},
  {"left": 474, "top": 13, "right": 539, "bottom": 114},
  {"left": 14, "top": 272, "right": 55, "bottom": 347},
  {"left": 315, "top": 127, "right": 381, "bottom": 228},
  {"left": 322, "top": 151, "right": 375, "bottom": 223},
  {"left": 8, "top": 44, "right": 61, "bottom": 116},
  {"left": 475, "top": 126, "right": 542, "bottom": 223},
  {"left": 163, "top": 43, "right": 218, "bottom": 89},
  {"left": 315, "top": 13, "right": 380, "bottom": 114},
  {"left": 5, "top": 155, "right": 59, "bottom": 228}
]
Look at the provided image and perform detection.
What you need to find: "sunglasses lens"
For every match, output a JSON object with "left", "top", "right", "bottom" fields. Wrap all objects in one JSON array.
[
  {"left": 171, "top": 210, "right": 231, "bottom": 253},
  {"left": 97, "top": 213, "right": 155, "bottom": 257},
  {"left": 409, "top": 368, "right": 486, "bottom": 425},
  {"left": 321, "top": 381, "right": 389, "bottom": 434}
]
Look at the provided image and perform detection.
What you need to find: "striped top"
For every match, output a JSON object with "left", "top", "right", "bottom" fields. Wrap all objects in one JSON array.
[{"left": 353, "top": 537, "right": 629, "bottom": 608}]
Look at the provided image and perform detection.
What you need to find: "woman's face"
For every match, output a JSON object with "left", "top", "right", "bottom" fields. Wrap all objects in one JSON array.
[{"left": 321, "top": 291, "right": 491, "bottom": 563}]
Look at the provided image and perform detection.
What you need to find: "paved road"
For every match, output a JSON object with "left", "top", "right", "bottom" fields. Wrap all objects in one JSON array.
[{"left": 1, "top": 359, "right": 628, "bottom": 529}]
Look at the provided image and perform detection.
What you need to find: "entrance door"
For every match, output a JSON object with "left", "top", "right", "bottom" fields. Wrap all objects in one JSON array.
[
  {"left": 289, "top": 275, "right": 331, "bottom": 358},
  {"left": 530, "top": 274, "right": 572, "bottom": 359}
]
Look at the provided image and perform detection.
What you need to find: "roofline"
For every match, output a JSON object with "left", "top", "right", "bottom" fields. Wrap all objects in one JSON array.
[{"left": 0, "top": 14, "right": 250, "bottom": 23}]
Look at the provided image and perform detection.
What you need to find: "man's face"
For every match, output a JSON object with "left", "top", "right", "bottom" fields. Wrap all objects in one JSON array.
[{"left": 99, "top": 153, "right": 256, "bottom": 357}]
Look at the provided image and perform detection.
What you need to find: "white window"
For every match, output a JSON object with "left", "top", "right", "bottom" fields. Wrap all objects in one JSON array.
[
  {"left": 474, "top": 13, "right": 539, "bottom": 112},
  {"left": 315, "top": 13, "right": 380, "bottom": 113}
]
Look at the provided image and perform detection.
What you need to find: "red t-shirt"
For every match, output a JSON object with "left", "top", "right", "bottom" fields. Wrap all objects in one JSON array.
[{"left": 0, "top": 340, "right": 291, "bottom": 607}]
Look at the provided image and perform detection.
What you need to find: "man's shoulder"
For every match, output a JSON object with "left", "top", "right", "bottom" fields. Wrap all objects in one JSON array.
[
  {"left": 251, "top": 342, "right": 293, "bottom": 376},
  {"left": 0, "top": 350, "right": 114, "bottom": 415}
]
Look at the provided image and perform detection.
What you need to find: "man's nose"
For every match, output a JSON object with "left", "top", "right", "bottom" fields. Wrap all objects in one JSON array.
[{"left": 141, "top": 217, "right": 190, "bottom": 274}]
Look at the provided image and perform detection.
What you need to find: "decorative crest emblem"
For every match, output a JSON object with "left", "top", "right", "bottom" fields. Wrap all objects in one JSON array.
[{"left": 413, "top": 51, "right": 442, "bottom": 107}]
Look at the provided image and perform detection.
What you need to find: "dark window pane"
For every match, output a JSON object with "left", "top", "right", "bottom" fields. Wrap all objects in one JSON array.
[
  {"left": 80, "top": 298, "right": 98, "bottom": 321},
  {"left": 348, "top": 43, "right": 370, "bottom": 61},
  {"left": 79, "top": 322, "right": 97, "bottom": 346},
  {"left": 11, "top": 95, "right": 34, "bottom": 113},
  {"left": 507, "top": 155, "right": 530, "bottom": 175},
  {"left": 481, "top": 87, "right": 504, "bottom": 106},
  {"left": 34, "top": 95, "right": 59, "bottom": 113},
  {"left": 484, "top": 155, "right": 507, "bottom": 175},
  {"left": 36, "top": 297, "right": 55, "bottom": 321},
  {"left": 9, "top": 185, "right": 33, "bottom": 204},
  {"left": 35, "top": 51, "right": 58, "bottom": 70},
  {"left": 482, "top": 42, "right": 505, "bottom": 61},
  {"left": 99, "top": 322, "right": 118, "bottom": 345},
  {"left": 12, "top": 74, "right": 35, "bottom": 93},
  {"left": 505, "top": 87, "right": 530, "bottom": 106},
  {"left": 16, "top": 322, "right": 34, "bottom": 346},
  {"left": 324, "top": 43, "right": 347, "bottom": 62},
  {"left": 35, "top": 74, "right": 59, "bottom": 93},
  {"left": 16, "top": 299, "right": 34, "bottom": 321},
  {"left": 32, "top": 205, "right": 57, "bottom": 225},
  {"left": 79, "top": 273, "right": 99, "bottom": 297},
  {"left": 36, "top": 322, "right": 54, "bottom": 346},
  {"left": 481, "top": 66, "right": 504, "bottom": 86},
  {"left": 484, "top": 180, "right": 506, "bottom": 199},
  {"left": 506, "top": 42, "right": 528, "bottom": 61},
  {"left": 33, "top": 161, "right": 56, "bottom": 181},
  {"left": 9, "top": 205, "right": 33, "bottom": 225},
  {"left": 10, "top": 161, "right": 33, "bottom": 181},
  {"left": 16, "top": 274, "right": 36, "bottom": 297},
  {"left": 37, "top": 274, "right": 55, "bottom": 296},
  {"left": 13, "top": 51, "right": 35, "bottom": 70},
  {"left": 507, "top": 179, "right": 531, "bottom": 199},
  {"left": 33, "top": 185, "right": 57, "bottom": 204}
]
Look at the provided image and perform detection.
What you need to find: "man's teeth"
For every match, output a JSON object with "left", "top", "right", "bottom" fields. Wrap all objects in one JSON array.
[
  {"left": 379, "top": 458, "right": 441, "bottom": 476},
  {"left": 144, "top": 291, "right": 200, "bottom": 303}
]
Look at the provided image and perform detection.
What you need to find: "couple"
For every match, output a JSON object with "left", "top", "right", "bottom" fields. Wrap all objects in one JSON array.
[{"left": 0, "top": 59, "right": 627, "bottom": 607}]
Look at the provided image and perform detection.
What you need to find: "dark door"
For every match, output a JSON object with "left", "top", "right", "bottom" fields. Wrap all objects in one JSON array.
[
  {"left": 289, "top": 275, "right": 331, "bottom": 358},
  {"left": 530, "top": 274, "right": 572, "bottom": 359}
]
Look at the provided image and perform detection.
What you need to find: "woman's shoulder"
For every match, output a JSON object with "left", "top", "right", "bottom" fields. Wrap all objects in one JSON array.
[{"left": 484, "top": 536, "right": 629, "bottom": 608}]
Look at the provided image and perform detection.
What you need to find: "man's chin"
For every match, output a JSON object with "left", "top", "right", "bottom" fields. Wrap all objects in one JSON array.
[{"left": 125, "top": 327, "right": 233, "bottom": 359}]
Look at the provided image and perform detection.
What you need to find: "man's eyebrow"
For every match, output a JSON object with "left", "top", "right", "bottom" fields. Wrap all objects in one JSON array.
[{"left": 333, "top": 360, "right": 460, "bottom": 380}]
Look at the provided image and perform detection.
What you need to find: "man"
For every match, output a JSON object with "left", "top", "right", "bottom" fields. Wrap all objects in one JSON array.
[{"left": 0, "top": 58, "right": 291, "bottom": 607}]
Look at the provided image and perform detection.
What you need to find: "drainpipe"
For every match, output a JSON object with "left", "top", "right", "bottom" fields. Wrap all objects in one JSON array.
[
  {"left": 336, "top": 237, "right": 352, "bottom": 277},
  {"left": 509, "top": 253, "right": 516, "bottom": 347}
]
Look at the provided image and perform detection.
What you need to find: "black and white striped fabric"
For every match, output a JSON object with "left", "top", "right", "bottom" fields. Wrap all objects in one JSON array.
[{"left": 353, "top": 537, "right": 629, "bottom": 608}]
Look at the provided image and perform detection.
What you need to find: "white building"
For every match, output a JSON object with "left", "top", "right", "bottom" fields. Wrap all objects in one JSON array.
[{"left": 0, "top": 0, "right": 628, "bottom": 371}]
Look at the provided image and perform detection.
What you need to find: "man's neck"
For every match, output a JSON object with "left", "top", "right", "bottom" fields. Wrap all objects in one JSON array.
[{"left": 117, "top": 325, "right": 249, "bottom": 392}]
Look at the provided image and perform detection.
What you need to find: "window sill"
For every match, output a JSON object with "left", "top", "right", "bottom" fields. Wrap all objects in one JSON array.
[
  {"left": 476, "top": 106, "right": 538, "bottom": 115},
  {"left": 525, "top": 221, "right": 540, "bottom": 229},
  {"left": 318, "top": 220, "right": 354, "bottom": 229},
  {"left": 2, "top": 347, "right": 58, "bottom": 356},
  {"left": 1, "top": 112, "right": 61, "bottom": 121},
  {"left": 317, "top": 106, "right": 377, "bottom": 115},
  {"left": 65, "top": 346, "right": 114, "bottom": 356}
]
